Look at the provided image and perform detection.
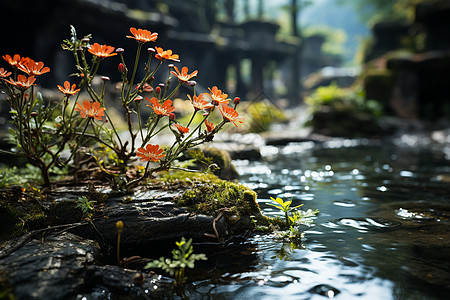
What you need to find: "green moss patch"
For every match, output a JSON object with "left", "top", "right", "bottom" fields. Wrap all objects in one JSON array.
[{"left": 152, "top": 170, "right": 259, "bottom": 217}]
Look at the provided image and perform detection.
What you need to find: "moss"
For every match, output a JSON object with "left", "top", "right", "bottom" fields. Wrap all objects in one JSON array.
[
  {"left": 154, "top": 170, "right": 259, "bottom": 217},
  {"left": 0, "top": 200, "right": 47, "bottom": 241},
  {"left": 241, "top": 100, "right": 287, "bottom": 133}
]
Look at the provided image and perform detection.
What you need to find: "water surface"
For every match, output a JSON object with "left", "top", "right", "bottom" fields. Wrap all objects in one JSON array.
[{"left": 189, "top": 138, "right": 450, "bottom": 299}]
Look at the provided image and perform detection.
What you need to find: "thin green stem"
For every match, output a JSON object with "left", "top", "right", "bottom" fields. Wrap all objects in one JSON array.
[
  {"left": 165, "top": 82, "right": 182, "bottom": 101},
  {"left": 125, "top": 43, "right": 143, "bottom": 103}
]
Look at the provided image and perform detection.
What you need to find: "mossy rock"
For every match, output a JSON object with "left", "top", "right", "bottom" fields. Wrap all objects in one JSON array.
[{"left": 201, "top": 147, "right": 239, "bottom": 180}]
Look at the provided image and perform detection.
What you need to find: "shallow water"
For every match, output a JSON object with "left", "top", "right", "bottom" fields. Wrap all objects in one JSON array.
[{"left": 187, "top": 138, "right": 450, "bottom": 299}]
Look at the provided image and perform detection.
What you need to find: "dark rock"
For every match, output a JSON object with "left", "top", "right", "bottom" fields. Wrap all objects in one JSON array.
[
  {"left": 415, "top": 0, "right": 450, "bottom": 51},
  {"left": 201, "top": 147, "right": 240, "bottom": 180},
  {"left": 387, "top": 51, "right": 450, "bottom": 120},
  {"left": 310, "top": 107, "right": 383, "bottom": 138},
  {"left": 83, "top": 265, "right": 175, "bottom": 299},
  {"left": 365, "top": 22, "right": 410, "bottom": 62},
  {"left": 0, "top": 232, "right": 100, "bottom": 300}
]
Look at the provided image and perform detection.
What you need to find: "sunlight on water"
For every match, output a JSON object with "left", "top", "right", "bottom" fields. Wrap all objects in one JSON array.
[{"left": 228, "top": 142, "right": 450, "bottom": 300}]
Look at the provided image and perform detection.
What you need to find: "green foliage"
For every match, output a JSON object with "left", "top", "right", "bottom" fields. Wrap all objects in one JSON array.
[
  {"left": 305, "top": 82, "right": 382, "bottom": 117},
  {"left": 338, "top": 0, "right": 426, "bottom": 25},
  {"left": 267, "top": 197, "right": 313, "bottom": 227},
  {"left": 266, "top": 196, "right": 318, "bottom": 243},
  {"left": 242, "top": 100, "right": 286, "bottom": 133},
  {"left": 304, "top": 25, "right": 348, "bottom": 57},
  {"left": 75, "top": 196, "right": 96, "bottom": 217},
  {"left": 171, "top": 171, "right": 259, "bottom": 217},
  {"left": 144, "top": 237, "right": 207, "bottom": 286},
  {"left": 0, "top": 167, "right": 23, "bottom": 188}
]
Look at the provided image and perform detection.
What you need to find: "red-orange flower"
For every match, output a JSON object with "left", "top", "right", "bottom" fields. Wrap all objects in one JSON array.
[
  {"left": 219, "top": 104, "right": 244, "bottom": 127},
  {"left": 4, "top": 74, "right": 36, "bottom": 90},
  {"left": 126, "top": 27, "right": 158, "bottom": 43},
  {"left": 154, "top": 47, "right": 179, "bottom": 62},
  {"left": 0, "top": 68, "right": 11, "bottom": 78},
  {"left": 74, "top": 100, "right": 105, "bottom": 120},
  {"left": 145, "top": 97, "right": 175, "bottom": 116},
  {"left": 88, "top": 43, "right": 117, "bottom": 58},
  {"left": 3, "top": 54, "right": 28, "bottom": 68},
  {"left": 205, "top": 119, "right": 215, "bottom": 132},
  {"left": 57, "top": 81, "right": 80, "bottom": 95},
  {"left": 18, "top": 59, "right": 50, "bottom": 76},
  {"left": 208, "top": 86, "right": 230, "bottom": 105},
  {"left": 171, "top": 66, "right": 198, "bottom": 82},
  {"left": 136, "top": 82, "right": 153, "bottom": 92},
  {"left": 136, "top": 144, "right": 165, "bottom": 162},
  {"left": 187, "top": 93, "right": 213, "bottom": 112},
  {"left": 172, "top": 123, "right": 189, "bottom": 135}
]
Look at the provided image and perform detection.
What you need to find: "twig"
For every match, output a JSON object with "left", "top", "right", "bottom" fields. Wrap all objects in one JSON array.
[{"left": 0, "top": 222, "right": 87, "bottom": 259}]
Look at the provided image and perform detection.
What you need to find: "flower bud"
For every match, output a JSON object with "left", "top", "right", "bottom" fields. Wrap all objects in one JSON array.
[
  {"left": 31, "top": 112, "right": 38, "bottom": 118},
  {"left": 116, "top": 48, "right": 125, "bottom": 53},
  {"left": 147, "top": 47, "right": 155, "bottom": 53},
  {"left": 233, "top": 97, "right": 241, "bottom": 105},
  {"left": 118, "top": 63, "right": 126, "bottom": 73},
  {"left": 135, "top": 95, "right": 143, "bottom": 101},
  {"left": 116, "top": 220, "right": 124, "bottom": 231},
  {"left": 186, "top": 80, "right": 197, "bottom": 87},
  {"left": 155, "top": 86, "right": 161, "bottom": 94},
  {"left": 101, "top": 76, "right": 110, "bottom": 81}
]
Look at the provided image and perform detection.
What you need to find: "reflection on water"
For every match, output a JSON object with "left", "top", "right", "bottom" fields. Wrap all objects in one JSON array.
[{"left": 191, "top": 139, "right": 450, "bottom": 299}]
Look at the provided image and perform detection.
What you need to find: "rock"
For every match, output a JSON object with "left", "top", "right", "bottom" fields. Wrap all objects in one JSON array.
[
  {"left": 82, "top": 265, "right": 176, "bottom": 299},
  {"left": 201, "top": 147, "right": 240, "bottom": 180},
  {"left": 0, "top": 173, "right": 262, "bottom": 299},
  {"left": 0, "top": 232, "right": 100, "bottom": 300},
  {"left": 310, "top": 107, "right": 383, "bottom": 138}
]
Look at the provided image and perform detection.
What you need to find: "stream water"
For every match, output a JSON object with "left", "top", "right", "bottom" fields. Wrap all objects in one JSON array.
[{"left": 187, "top": 137, "right": 450, "bottom": 299}]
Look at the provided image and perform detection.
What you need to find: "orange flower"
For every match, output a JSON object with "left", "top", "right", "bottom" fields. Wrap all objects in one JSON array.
[
  {"left": 219, "top": 104, "right": 244, "bottom": 127},
  {"left": 136, "top": 82, "right": 153, "bottom": 92},
  {"left": 154, "top": 47, "right": 179, "bottom": 62},
  {"left": 205, "top": 119, "right": 215, "bottom": 132},
  {"left": 4, "top": 74, "right": 36, "bottom": 90},
  {"left": 126, "top": 27, "right": 158, "bottom": 43},
  {"left": 57, "top": 81, "right": 80, "bottom": 95},
  {"left": 172, "top": 123, "right": 189, "bottom": 135},
  {"left": 145, "top": 97, "right": 175, "bottom": 116},
  {"left": 3, "top": 54, "right": 28, "bottom": 68},
  {"left": 18, "top": 59, "right": 50, "bottom": 76},
  {"left": 171, "top": 66, "right": 198, "bottom": 82},
  {"left": 0, "top": 68, "right": 11, "bottom": 78},
  {"left": 136, "top": 144, "right": 165, "bottom": 162},
  {"left": 74, "top": 100, "right": 105, "bottom": 120},
  {"left": 88, "top": 43, "right": 117, "bottom": 58},
  {"left": 187, "top": 93, "right": 213, "bottom": 111},
  {"left": 208, "top": 86, "right": 230, "bottom": 105}
]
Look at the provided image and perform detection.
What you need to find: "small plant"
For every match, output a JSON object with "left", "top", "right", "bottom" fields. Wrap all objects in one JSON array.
[
  {"left": 267, "top": 197, "right": 303, "bottom": 227},
  {"left": 75, "top": 196, "right": 96, "bottom": 218},
  {"left": 267, "top": 196, "right": 318, "bottom": 242},
  {"left": 305, "top": 82, "right": 382, "bottom": 117},
  {"left": 0, "top": 25, "right": 244, "bottom": 187},
  {"left": 144, "top": 237, "right": 207, "bottom": 287},
  {"left": 0, "top": 167, "right": 22, "bottom": 188}
]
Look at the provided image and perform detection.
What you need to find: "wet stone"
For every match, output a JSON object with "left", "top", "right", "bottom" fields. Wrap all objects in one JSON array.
[{"left": 0, "top": 232, "right": 101, "bottom": 300}]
